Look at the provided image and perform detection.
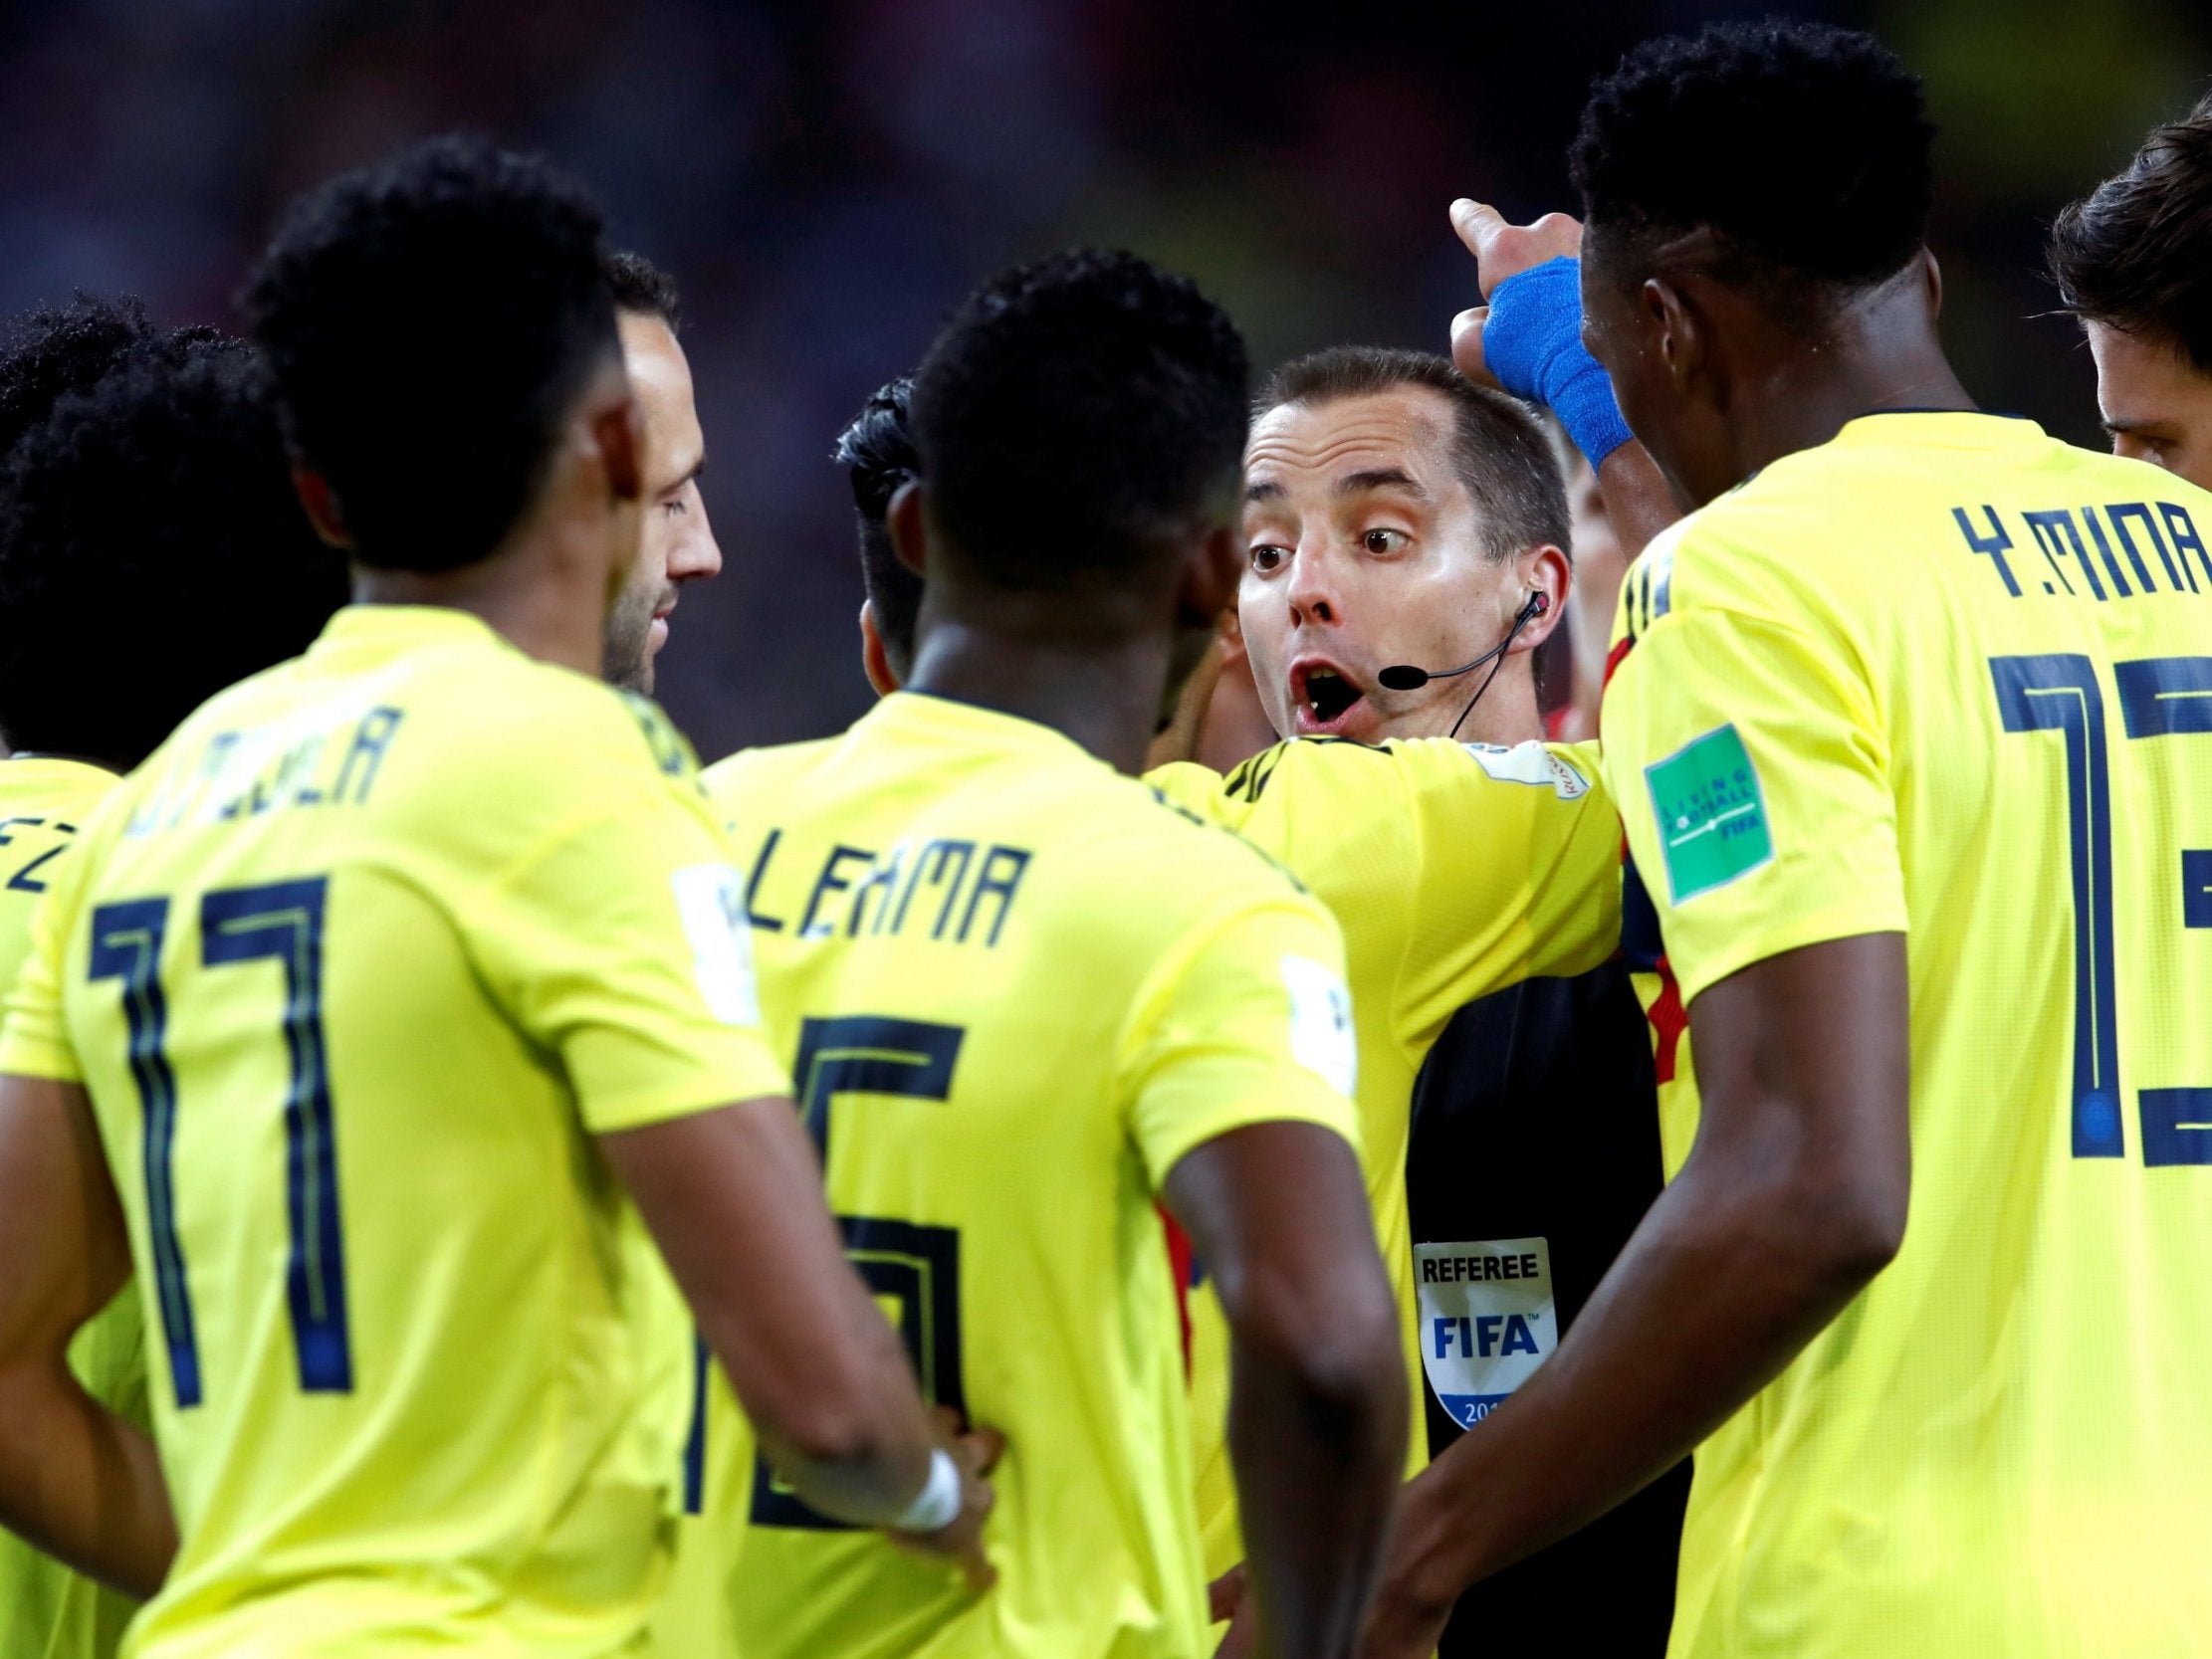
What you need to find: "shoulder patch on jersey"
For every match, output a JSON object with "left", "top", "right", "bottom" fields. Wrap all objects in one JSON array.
[
  {"left": 670, "top": 864, "right": 762, "bottom": 1025},
  {"left": 1280, "top": 953, "right": 1357, "bottom": 1097},
  {"left": 1459, "top": 741, "right": 1590, "bottom": 800},
  {"left": 1644, "top": 723, "right": 1773, "bottom": 902},
  {"left": 1643, "top": 537, "right": 1675, "bottom": 624}
]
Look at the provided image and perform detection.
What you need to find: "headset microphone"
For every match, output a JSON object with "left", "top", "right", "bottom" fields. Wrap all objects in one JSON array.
[{"left": 1377, "top": 591, "right": 1550, "bottom": 692}]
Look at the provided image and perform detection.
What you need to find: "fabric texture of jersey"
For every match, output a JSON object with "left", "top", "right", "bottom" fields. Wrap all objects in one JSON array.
[
  {"left": 646, "top": 734, "right": 838, "bottom": 1659},
  {"left": 0, "top": 758, "right": 146, "bottom": 1659},
  {"left": 0, "top": 606, "right": 788, "bottom": 1659},
  {"left": 1148, "top": 736, "right": 1623, "bottom": 1569},
  {"left": 690, "top": 692, "right": 1361, "bottom": 1659},
  {"left": 1406, "top": 966, "right": 1683, "bottom": 1657},
  {"left": 1602, "top": 413, "right": 2212, "bottom": 1657}
]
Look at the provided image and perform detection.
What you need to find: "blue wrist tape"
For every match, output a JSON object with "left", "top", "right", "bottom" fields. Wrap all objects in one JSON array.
[{"left": 1482, "top": 256, "right": 1634, "bottom": 468}]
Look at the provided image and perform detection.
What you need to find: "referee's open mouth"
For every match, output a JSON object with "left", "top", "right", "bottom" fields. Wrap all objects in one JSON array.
[{"left": 1290, "top": 657, "right": 1370, "bottom": 737}]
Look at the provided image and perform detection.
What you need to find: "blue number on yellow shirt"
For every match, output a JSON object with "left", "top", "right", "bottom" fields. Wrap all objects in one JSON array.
[
  {"left": 1993, "top": 654, "right": 2212, "bottom": 1166},
  {"left": 201, "top": 879, "right": 351, "bottom": 1388},
  {"left": 0, "top": 815, "right": 74, "bottom": 893},
  {"left": 88, "top": 877, "right": 352, "bottom": 1407},
  {"left": 736, "top": 1014, "right": 968, "bottom": 1531},
  {"left": 2114, "top": 656, "right": 2212, "bottom": 1165},
  {"left": 1991, "top": 656, "right": 2121, "bottom": 1157},
  {"left": 88, "top": 899, "right": 197, "bottom": 1405}
]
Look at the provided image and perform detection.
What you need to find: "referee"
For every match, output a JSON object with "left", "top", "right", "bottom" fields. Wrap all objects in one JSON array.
[
  {"left": 1218, "top": 343, "right": 1685, "bottom": 1654},
  {"left": 1407, "top": 966, "right": 1683, "bottom": 1656}
]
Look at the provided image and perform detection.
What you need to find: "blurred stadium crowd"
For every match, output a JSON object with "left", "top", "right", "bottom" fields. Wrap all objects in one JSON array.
[{"left": 1, "top": 0, "right": 2206, "bottom": 754}]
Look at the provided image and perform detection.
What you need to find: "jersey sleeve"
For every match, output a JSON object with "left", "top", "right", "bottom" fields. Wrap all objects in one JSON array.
[
  {"left": 1152, "top": 739, "right": 1623, "bottom": 1051},
  {"left": 464, "top": 776, "right": 791, "bottom": 1137},
  {"left": 1389, "top": 737, "right": 1624, "bottom": 1042},
  {"left": 0, "top": 814, "right": 97, "bottom": 1084},
  {"left": 1119, "top": 893, "right": 1363, "bottom": 1188},
  {"left": 1600, "top": 541, "right": 1905, "bottom": 1007}
]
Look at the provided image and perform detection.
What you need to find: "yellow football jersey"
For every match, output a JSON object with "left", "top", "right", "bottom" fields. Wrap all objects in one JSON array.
[
  {"left": 1601, "top": 412, "right": 2212, "bottom": 1657},
  {"left": 0, "top": 606, "right": 788, "bottom": 1659},
  {"left": 647, "top": 736, "right": 844, "bottom": 1659},
  {"left": 1148, "top": 735, "right": 1624, "bottom": 1569},
  {"left": 0, "top": 758, "right": 145, "bottom": 1659},
  {"left": 688, "top": 691, "right": 1361, "bottom": 1659}
]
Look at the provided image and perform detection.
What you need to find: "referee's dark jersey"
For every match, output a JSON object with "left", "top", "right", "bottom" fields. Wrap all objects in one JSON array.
[{"left": 1406, "top": 960, "right": 1688, "bottom": 1657}]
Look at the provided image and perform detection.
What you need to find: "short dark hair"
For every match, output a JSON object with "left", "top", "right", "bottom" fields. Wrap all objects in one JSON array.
[
  {"left": 2049, "top": 92, "right": 2212, "bottom": 377},
  {"left": 910, "top": 248, "right": 1249, "bottom": 589},
  {"left": 834, "top": 374, "right": 925, "bottom": 672},
  {"left": 0, "top": 340, "right": 349, "bottom": 763},
  {"left": 0, "top": 295, "right": 219, "bottom": 463},
  {"left": 604, "top": 248, "right": 682, "bottom": 331},
  {"left": 1259, "top": 347, "right": 1568, "bottom": 562},
  {"left": 244, "top": 134, "right": 620, "bottom": 574},
  {"left": 1259, "top": 346, "right": 1572, "bottom": 710},
  {"left": 1571, "top": 22, "right": 1934, "bottom": 320}
]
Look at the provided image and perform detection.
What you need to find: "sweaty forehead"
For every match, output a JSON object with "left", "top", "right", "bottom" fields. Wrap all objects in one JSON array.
[{"left": 1245, "top": 387, "right": 1457, "bottom": 495}]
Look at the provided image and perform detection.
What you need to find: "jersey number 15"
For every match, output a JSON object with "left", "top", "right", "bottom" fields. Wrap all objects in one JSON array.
[{"left": 699, "top": 1014, "right": 970, "bottom": 1531}]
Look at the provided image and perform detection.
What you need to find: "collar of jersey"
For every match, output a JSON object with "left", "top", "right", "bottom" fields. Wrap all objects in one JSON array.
[
  {"left": 313, "top": 603, "right": 513, "bottom": 658},
  {"left": 867, "top": 689, "right": 1106, "bottom": 768},
  {"left": 1831, "top": 409, "right": 2044, "bottom": 450}
]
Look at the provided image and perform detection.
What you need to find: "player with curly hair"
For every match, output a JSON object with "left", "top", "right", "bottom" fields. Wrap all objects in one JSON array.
[
  {"left": 703, "top": 247, "right": 1406, "bottom": 1659},
  {"left": 0, "top": 319, "right": 347, "bottom": 1659},
  {"left": 1366, "top": 22, "right": 2212, "bottom": 1657},
  {"left": 0, "top": 135, "right": 984, "bottom": 1658}
]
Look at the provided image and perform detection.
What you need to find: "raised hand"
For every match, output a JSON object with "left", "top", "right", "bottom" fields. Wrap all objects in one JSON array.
[{"left": 1446, "top": 199, "right": 1585, "bottom": 388}]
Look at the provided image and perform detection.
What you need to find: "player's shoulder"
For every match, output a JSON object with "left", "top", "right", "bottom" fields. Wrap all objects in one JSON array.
[
  {"left": 1438, "top": 737, "right": 1602, "bottom": 801},
  {"left": 700, "top": 735, "right": 842, "bottom": 823},
  {"left": 1615, "top": 464, "right": 1822, "bottom": 636},
  {"left": 1022, "top": 766, "right": 1325, "bottom": 952},
  {"left": 151, "top": 628, "right": 702, "bottom": 847},
  {"left": 401, "top": 649, "right": 704, "bottom": 806},
  {"left": 1151, "top": 735, "right": 1410, "bottom": 821},
  {"left": 422, "top": 641, "right": 692, "bottom": 775},
  {"left": 1153, "top": 733, "right": 1599, "bottom": 821},
  {"left": 0, "top": 757, "right": 119, "bottom": 821},
  {"left": 1629, "top": 415, "right": 2212, "bottom": 629}
]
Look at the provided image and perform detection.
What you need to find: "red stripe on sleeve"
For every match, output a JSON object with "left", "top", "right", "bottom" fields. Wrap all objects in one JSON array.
[
  {"left": 1645, "top": 957, "right": 1687, "bottom": 1085},
  {"left": 1160, "top": 1206, "right": 1195, "bottom": 1380}
]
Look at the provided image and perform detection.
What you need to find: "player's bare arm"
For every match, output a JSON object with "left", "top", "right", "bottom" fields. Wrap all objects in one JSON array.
[
  {"left": 1358, "top": 932, "right": 1908, "bottom": 1658},
  {"left": 1162, "top": 1120, "right": 1406, "bottom": 1659},
  {"left": 0, "top": 1073, "right": 175, "bottom": 1597},
  {"left": 599, "top": 1095, "right": 997, "bottom": 1586},
  {"left": 1447, "top": 200, "right": 1680, "bottom": 561}
]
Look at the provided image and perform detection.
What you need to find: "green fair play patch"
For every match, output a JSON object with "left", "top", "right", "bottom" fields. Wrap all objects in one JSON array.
[{"left": 1645, "top": 724, "right": 1773, "bottom": 902}]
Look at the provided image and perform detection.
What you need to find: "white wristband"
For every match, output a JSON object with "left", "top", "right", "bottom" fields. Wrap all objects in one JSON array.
[{"left": 892, "top": 1448, "right": 963, "bottom": 1533}]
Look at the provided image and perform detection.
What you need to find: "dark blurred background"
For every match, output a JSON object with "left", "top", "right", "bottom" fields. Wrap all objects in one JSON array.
[{"left": 2, "top": 0, "right": 2204, "bottom": 757}]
